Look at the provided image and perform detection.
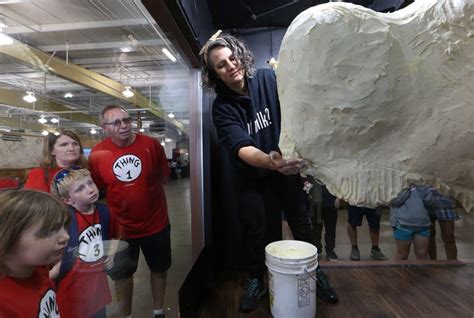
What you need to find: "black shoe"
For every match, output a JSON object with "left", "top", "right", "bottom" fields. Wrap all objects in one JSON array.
[
  {"left": 316, "top": 268, "right": 339, "bottom": 303},
  {"left": 239, "top": 278, "right": 267, "bottom": 313},
  {"left": 153, "top": 314, "right": 165, "bottom": 318},
  {"left": 326, "top": 249, "right": 338, "bottom": 261}
]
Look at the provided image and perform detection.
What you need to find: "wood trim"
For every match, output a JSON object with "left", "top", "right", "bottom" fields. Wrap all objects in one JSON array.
[
  {"left": 142, "top": 0, "right": 201, "bottom": 68},
  {"left": 318, "top": 258, "right": 474, "bottom": 268}
]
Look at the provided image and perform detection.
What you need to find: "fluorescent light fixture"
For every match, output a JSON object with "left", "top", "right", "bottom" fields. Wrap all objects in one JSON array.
[
  {"left": 50, "top": 117, "right": 59, "bottom": 124},
  {"left": 38, "top": 116, "right": 47, "bottom": 124},
  {"left": 41, "top": 130, "right": 49, "bottom": 136},
  {"left": 0, "top": 33, "right": 12, "bottom": 45},
  {"left": 120, "top": 46, "right": 133, "bottom": 53},
  {"left": 122, "top": 86, "right": 134, "bottom": 98},
  {"left": 139, "top": 128, "right": 145, "bottom": 133},
  {"left": 53, "top": 131, "right": 60, "bottom": 136},
  {"left": 23, "top": 91, "right": 36, "bottom": 103},
  {"left": 165, "top": 138, "right": 172, "bottom": 143},
  {"left": 160, "top": 141, "right": 165, "bottom": 146},
  {"left": 0, "top": 22, "right": 6, "bottom": 28},
  {"left": 167, "top": 112, "right": 175, "bottom": 119},
  {"left": 162, "top": 48, "right": 177, "bottom": 62},
  {"left": 90, "top": 128, "right": 97, "bottom": 135},
  {"left": 64, "top": 92, "right": 73, "bottom": 98}
]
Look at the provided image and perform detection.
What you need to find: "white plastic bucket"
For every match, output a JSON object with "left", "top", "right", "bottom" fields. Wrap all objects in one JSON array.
[{"left": 265, "top": 240, "right": 318, "bottom": 318}]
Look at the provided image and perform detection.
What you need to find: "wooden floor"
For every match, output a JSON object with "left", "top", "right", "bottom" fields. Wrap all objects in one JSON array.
[{"left": 199, "top": 264, "right": 474, "bottom": 318}]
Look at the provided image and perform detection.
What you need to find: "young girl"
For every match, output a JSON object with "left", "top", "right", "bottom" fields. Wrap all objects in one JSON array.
[{"left": 0, "top": 189, "right": 70, "bottom": 317}]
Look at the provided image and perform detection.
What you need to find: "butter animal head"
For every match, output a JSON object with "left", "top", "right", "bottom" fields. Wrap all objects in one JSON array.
[{"left": 277, "top": 0, "right": 474, "bottom": 211}]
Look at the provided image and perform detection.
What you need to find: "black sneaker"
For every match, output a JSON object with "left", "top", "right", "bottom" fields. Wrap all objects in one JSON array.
[
  {"left": 326, "top": 249, "right": 338, "bottom": 261},
  {"left": 316, "top": 268, "right": 339, "bottom": 303},
  {"left": 350, "top": 247, "right": 360, "bottom": 261},
  {"left": 239, "top": 278, "right": 267, "bottom": 313},
  {"left": 370, "top": 247, "right": 388, "bottom": 260}
]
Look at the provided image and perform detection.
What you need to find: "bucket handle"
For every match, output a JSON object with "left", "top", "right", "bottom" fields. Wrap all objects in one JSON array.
[{"left": 304, "top": 266, "right": 317, "bottom": 292}]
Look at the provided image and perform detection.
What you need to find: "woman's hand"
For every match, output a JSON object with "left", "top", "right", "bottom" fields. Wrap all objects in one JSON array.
[{"left": 269, "top": 151, "right": 307, "bottom": 175}]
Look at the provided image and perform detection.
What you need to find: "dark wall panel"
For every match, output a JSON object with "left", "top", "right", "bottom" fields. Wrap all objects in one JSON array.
[
  {"left": 237, "top": 28, "right": 287, "bottom": 69},
  {"left": 178, "top": 0, "right": 215, "bottom": 46}
]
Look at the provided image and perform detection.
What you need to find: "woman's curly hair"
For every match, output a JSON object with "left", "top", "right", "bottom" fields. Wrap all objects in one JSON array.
[{"left": 199, "top": 32, "right": 255, "bottom": 90}]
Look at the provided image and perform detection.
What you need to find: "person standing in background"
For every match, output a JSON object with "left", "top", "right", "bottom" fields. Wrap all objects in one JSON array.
[
  {"left": 428, "top": 190, "right": 458, "bottom": 260},
  {"left": 24, "top": 130, "right": 86, "bottom": 192},
  {"left": 304, "top": 175, "right": 340, "bottom": 261},
  {"left": 390, "top": 185, "right": 457, "bottom": 260},
  {"left": 347, "top": 205, "right": 389, "bottom": 261},
  {"left": 89, "top": 105, "right": 171, "bottom": 318}
]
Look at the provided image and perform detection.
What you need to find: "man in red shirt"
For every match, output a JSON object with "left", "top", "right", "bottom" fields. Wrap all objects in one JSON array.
[{"left": 89, "top": 105, "right": 170, "bottom": 318}]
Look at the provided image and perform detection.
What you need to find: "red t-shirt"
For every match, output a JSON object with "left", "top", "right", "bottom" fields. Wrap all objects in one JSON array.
[
  {"left": 56, "top": 206, "right": 121, "bottom": 318},
  {"left": 89, "top": 133, "right": 170, "bottom": 238},
  {"left": 0, "top": 266, "right": 60, "bottom": 317},
  {"left": 24, "top": 167, "right": 62, "bottom": 193}
]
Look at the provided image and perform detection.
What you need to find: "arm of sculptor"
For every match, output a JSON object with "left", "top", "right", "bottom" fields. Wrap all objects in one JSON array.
[{"left": 238, "top": 146, "right": 306, "bottom": 175}]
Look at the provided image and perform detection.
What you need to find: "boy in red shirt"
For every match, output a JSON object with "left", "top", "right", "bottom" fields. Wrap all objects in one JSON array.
[{"left": 51, "top": 167, "right": 122, "bottom": 318}]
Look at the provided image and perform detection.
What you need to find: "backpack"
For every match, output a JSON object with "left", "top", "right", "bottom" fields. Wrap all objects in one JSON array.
[{"left": 56, "top": 203, "right": 110, "bottom": 282}]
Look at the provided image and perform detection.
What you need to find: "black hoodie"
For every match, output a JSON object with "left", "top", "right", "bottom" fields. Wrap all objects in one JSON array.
[{"left": 212, "top": 68, "right": 281, "bottom": 179}]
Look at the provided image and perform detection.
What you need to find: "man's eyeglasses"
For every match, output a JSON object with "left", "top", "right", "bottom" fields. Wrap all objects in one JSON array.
[{"left": 103, "top": 117, "right": 132, "bottom": 127}]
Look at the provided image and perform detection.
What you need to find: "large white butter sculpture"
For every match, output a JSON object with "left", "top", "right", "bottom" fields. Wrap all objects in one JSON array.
[{"left": 277, "top": 0, "right": 474, "bottom": 211}]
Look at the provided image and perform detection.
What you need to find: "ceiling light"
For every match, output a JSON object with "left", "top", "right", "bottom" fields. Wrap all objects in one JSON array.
[
  {"left": 23, "top": 91, "right": 36, "bottom": 103},
  {"left": 38, "top": 116, "right": 47, "bottom": 124},
  {"left": 50, "top": 117, "right": 59, "bottom": 124},
  {"left": 90, "top": 128, "right": 97, "bottom": 135},
  {"left": 167, "top": 112, "right": 175, "bottom": 119},
  {"left": 41, "top": 130, "right": 49, "bottom": 136},
  {"left": 120, "top": 46, "right": 133, "bottom": 53},
  {"left": 53, "top": 131, "right": 60, "bottom": 136},
  {"left": 162, "top": 48, "right": 177, "bottom": 62},
  {"left": 0, "top": 22, "right": 6, "bottom": 28},
  {"left": 122, "top": 86, "right": 134, "bottom": 98},
  {"left": 64, "top": 92, "right": 73, "bottom": 98},
  {"left": 160, "top": 141, "right": 165, "bottom": 146},
  {"left": 139, "top": 128, "right": 145, "bottom": 133},
  {"left": 0, "top": 33, "right": 12, "bottom": 46},
  {"left": 165, "top": 138, "right": 172, "bottom": 143}
]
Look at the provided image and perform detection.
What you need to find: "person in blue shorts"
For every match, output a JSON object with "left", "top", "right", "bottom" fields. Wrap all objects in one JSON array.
[{"left": 390, "top": 185, "right": 454, "bottom": 260}]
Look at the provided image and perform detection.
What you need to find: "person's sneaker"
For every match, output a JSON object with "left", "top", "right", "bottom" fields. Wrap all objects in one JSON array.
[
  {"left": 326, "top": 250, "right": 338, "bottom": 261},
  {"left": 350, "top": 247, "right": 360, "bottom": 261},
  {"left": 153, "top": 314, "right": 165, "bottom": 318},
  {"left": 370, "top": 247, "right": 388, "bottom": 260},
  {"left": 239, "top": 278, "right": 267, "bottom": 313},
  {"left": 316, "top": 268, "right": 339, "bottom": 303}
]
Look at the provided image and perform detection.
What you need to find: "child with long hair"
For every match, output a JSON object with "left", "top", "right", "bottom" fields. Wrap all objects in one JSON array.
[{"left": 0, "top": 189, "right": 70, "bottom": 317}]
